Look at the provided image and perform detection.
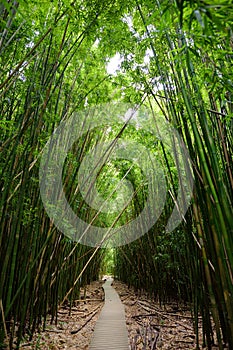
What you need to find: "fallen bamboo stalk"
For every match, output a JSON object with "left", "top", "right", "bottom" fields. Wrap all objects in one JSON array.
[
  {"left": 70, "top": 305, "right": 102, "bottom": 334},
  {"left": 137, "top": 303, "right": 193, "bottom": 331},
  {"left": 75, "top": 298, "right": 103, "bottom": 302},
  {"left": 133, "top": 311, "right": 198, "bottom": 319},
  {"left": 44, "top": 329, "right": 63, "bottom": 333}
]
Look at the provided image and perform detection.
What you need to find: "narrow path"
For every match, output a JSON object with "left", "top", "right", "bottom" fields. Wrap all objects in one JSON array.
[{"left": 89, "top": 278, "right": 129, "bottom": 350}]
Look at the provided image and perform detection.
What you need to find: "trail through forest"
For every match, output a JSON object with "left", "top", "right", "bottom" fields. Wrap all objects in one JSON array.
[
  {"left": 1, "top": 1, "right": 232, "bottom": 349},
  {"left": 17, "top": 279, "right": 221, "bottom": 350}
]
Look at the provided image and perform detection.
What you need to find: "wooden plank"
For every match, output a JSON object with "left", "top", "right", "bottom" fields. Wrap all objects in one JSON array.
[{"left": 89, "top": 278, "right": 129, "bottom": 350}]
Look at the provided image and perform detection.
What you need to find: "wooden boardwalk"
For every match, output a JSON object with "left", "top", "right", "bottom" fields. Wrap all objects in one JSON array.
[{"left": 89, "top": 278, "right": 129, "bottom": 350}]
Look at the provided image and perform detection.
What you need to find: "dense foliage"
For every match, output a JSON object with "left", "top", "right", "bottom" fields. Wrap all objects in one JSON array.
[{"left": 0, "top": 1, "right": 232, "bottom": 349}]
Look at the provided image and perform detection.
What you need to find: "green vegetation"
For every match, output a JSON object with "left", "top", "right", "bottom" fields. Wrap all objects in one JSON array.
[
  {"left": 100, "top": 248, "right": 115, "bottom": 276},
  {"left": 0, "top": 1, "right": 232, "bottom": 349}
]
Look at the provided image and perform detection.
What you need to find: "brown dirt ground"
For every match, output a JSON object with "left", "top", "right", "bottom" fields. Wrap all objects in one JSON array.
[
  {"left": 113, "top": 280, "right": 198, "bottom": 350},
  {"left": 17, "top": 279, "right": 227, "bottom": 350},
  {"left": 18, "top": 280, "right": 105, "bottom": 350}
]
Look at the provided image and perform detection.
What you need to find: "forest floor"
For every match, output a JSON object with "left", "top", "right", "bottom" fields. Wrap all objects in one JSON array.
[
  {"left": 18, "top": 280, "right": 105, "bottom": 350},
  {"left": 18, "top": 279, "right": 221, "bottom": 350}
]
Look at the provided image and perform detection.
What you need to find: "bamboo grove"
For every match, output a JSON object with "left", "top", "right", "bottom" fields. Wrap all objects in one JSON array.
[{"left": 0, "top": 1, "right": 232, "bottom": 349}]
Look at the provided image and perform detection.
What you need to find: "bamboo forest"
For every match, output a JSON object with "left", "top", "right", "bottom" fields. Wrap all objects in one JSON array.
[{"left": 0, "top": 0, "right": 232, "bottom": 349}]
